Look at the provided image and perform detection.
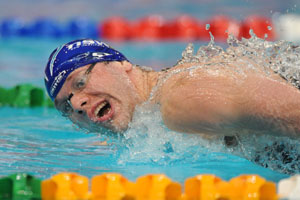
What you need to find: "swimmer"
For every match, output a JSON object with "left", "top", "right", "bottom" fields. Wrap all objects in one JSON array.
[{"left": 45, "top": 39, "right": 300, "bottom": 140}]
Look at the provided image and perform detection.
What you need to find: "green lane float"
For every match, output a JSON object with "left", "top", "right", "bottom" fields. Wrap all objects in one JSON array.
[
  {"left": 0, "top": 84, "right": 53, "bottom": 108},
  {"left": 0, "top": 173, "right": 41, "bottom": 200}
]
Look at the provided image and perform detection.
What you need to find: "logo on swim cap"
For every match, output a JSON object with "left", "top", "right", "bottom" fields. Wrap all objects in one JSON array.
[{"left": 44, "top": 39, "right": 129, "bottom": 101}]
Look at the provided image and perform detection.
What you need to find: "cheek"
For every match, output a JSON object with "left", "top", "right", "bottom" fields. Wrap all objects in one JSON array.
[
  {"left": 88, "top": 72, "right": 134, "bottom": 96},
  {"left": 84, "top": 77, "right": 110, "bottom": 94}
]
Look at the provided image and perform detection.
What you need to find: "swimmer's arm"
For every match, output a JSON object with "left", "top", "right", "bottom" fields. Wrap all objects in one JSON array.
[
  {"left": 159, "top": 74, "right": 245, "bottom": 135},
  {"left": 159, "top": 73, "right": 300, "bottom": 138},
  {"left": 241, "top": 75, "right": 300, "bottom": 138}
]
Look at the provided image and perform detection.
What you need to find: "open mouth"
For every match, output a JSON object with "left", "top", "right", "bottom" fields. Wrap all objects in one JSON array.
[{"left": 93, "top": 100, "right": 113, "bottom": 122}]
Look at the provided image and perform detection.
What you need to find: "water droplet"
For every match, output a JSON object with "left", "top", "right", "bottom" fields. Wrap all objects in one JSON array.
[
  {"left": 206, "top": 24, "right": 210, "bottom": 30},
  {"left": 209, "top": 32, "right": 215, "bottom": 43},
  {"left": 249, "top": 29, "right": 255, "bottom": 37},
  {"left": 264, "top": 33, "right": 268, "bottom": 39},
  {"left": 267, "top": 26, "right": 272, "bottom": 31}
]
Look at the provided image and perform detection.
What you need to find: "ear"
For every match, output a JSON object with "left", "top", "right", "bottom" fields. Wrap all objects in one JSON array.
[{"left": 121, "top": 61, "right": 133, "bottom": 72}]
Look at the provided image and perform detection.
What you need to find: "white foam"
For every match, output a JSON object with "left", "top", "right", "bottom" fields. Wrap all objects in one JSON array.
[{"left": 118, "top": 103, "right": 223, "bottom": 165}]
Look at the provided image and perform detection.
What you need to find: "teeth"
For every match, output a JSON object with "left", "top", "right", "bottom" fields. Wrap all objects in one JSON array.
[{"left": 94, "top": 101, "right": 108, "bottom": 116}]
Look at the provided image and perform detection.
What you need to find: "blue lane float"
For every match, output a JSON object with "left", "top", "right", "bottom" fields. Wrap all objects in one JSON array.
[
  {"left": 67, "top": 17, "right": 99, "bottom": 39},
  {"left": 0, "top": 17, "right": 99, "bottom": 39},
  {"left": 0, "top": 18, "right": 26, "bottom": 37},
  {"left": 29, "top": 18, "right": 65, "bottom": 38}
]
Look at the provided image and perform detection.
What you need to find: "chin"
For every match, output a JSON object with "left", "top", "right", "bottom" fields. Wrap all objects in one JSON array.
[
  {"left": 109, "top": 118, "right": 130, "bottom": 133},
  {"left": 69, "top": 106, "right": 133, "bottom": 134},
  {"left": 73, "top": 118, "right": 130, "bottom": 134}
]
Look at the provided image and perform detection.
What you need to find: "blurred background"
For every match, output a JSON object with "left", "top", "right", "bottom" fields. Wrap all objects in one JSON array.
[
  {"left": 0, "top": 0, "right": 299, "bottom": 91},
  {"left": 0, "top": 0, "right": 299, "bottom": 21}
]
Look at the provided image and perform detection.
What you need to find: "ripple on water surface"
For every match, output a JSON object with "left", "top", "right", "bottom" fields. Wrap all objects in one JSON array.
[{"left": 0, "top": 106, "right": 288, "bottom": 182}]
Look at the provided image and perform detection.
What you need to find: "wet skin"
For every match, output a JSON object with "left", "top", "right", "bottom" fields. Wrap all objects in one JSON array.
[
  {"left": 158, "top": 60, "right": 300, "bottom": 139},
  {"left": 55, "top": 59, "right": 300, "bottom": 139}
]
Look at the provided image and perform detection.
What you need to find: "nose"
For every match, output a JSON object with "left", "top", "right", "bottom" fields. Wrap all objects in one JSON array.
[{"left": 69, "top": 93, "right": 88, "bottom": 115}]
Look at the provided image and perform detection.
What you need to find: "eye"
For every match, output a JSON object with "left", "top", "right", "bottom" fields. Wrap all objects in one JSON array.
[
  {"left": 63, "top": 101, "right": 72, "bottom": 113},
  {"left": 73, "top": 76, "right": 87, "bottom": 90},
  {"left": 61, "top": 100, "right": 73, "bottom": 116}
]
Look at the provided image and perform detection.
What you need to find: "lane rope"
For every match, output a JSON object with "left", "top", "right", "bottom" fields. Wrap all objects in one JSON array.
[{"left": 0, "top": 15, "right": 277, "bottom": 41}]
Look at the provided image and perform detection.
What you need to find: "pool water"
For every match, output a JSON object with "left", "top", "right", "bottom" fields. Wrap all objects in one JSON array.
[
  {"left": 0, "top": 38, "right": 291, "bottom": 183},
  {"left": 0, "top": 106, "right": 289, "bottom": 183}
]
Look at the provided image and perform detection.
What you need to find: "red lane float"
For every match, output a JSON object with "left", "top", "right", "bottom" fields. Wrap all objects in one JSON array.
[
  {"left": 99, "top": 15, "right": 274, "bottom": 42},
  {"left": 131, "top": 15, "right": 164, "bottom": 41},
  {"left": 100, "top": 17, "right": 132, "bottom": 41},
  {"left": 208, "top": 15, "right": 241, "bottom": 41},
  {"left": 239, "top": 15, "right": 275, "bottom": 40},
  {"left": 161, "top": 15, "right": 209, "bottom": 41}
]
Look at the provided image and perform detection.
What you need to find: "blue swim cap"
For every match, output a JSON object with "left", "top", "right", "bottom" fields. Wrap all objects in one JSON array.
[{"left": 44, "top": 39, "right": 129, "bottom": 101}]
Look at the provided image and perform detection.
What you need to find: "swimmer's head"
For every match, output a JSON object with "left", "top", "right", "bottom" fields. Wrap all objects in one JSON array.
[
  {"left": 44, "top": 39, "right": 150, "bottom": 133},
  {"left": 44, "top": 39, "right": 129, "bottom": 101}
]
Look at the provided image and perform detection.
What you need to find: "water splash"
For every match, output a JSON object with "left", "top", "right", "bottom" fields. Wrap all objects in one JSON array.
[
  {"left": 232, "top": 34, "right": 300, "bottom": 88},
  {"left": 119, "top": 33, "right": 300, "bottom": 174},
  {"left": 231, "top": 133, "right": 300, "bottom": 175},
  {"left": 117, "top": 103, "right": 224, "bottom": 165},
  {"left": 119, "top": 102, "right": 300, "bottom": 174},
  {"left": 177, "top": 33, "right": 300, "bottom": 89}
]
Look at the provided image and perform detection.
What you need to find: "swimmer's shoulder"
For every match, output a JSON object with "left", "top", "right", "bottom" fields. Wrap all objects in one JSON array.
[{"left": 171, "top": 61, "right": 206, "bottom": 71}]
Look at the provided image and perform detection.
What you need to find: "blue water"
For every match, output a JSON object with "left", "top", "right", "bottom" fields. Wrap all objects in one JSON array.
[
  {"left": 0, "top": 107, "right": 289, "bottom": 183},
  {"left": 0, "top": 37, "right": 290, "bottom": 183}
]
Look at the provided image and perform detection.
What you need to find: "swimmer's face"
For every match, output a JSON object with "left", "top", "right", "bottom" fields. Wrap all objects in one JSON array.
[{"left": 54, "top": 61, "right": 141, "bottom": 133}]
